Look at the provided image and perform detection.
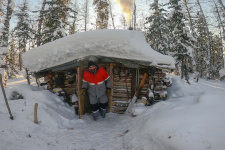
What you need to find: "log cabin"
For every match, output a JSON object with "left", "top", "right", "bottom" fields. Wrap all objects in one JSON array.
[{"left": 22, "top": 29, "right": 175, "bottom": 118}]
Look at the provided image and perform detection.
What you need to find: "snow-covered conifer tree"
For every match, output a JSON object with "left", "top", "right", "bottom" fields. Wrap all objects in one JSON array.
[
  {"left": 8, "top": 33, "right": 18, "bottom": 78},
  {"left": 168, "top": 0, "right": 194, "bottom": 78},
  {"left": 13, "top": 0, "right": 34, "bottom": 70},
  {"left": 69, "top": 0, "right": 79, "bottom": 34},
  {"left": 195, "top": 12, "right": 209, "bottom": 77},
  {"left": 196, "top": 0, "right": 212, "bottom": 79},
  {"left": 209, "top": 34, "right": 224, "bottom": 79},
  {"left": 0, "top": 0, "right": 14, "bottom": 85},
  {"left": 40, "top": 0, "right": 75, "bottom": 44},
  {"left": 145, "top": 0, "right": 170, "bottom": 55},
  {"left": 93, "top": 0, "right": 109, "bottom": 29},
  {"left": 182, "top": 0, "right": 198, "bottom": 74},
  {"left": 36, "top": 0, "right": 46, "bottom": 47},
  {"left": 80, "top": 0, "right": 90, "bottom": 31}
]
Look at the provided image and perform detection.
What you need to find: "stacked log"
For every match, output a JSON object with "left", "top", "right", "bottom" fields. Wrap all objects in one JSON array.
[
  {"left": 111, "top": 66, "right": 149, "bottom": 114},
  {"left": 111, "top": 66, "right": 132, "bottom": 114},
  {"left": 51, "top": 70, "right": 77, "bottom": 103},
  {"left": 152, "top": 68, "right": 167, "bottom": 101}
]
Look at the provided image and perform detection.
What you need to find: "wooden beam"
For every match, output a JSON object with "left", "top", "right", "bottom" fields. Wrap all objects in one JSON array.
[
  {"left": 109, "top": 63, "right": 114, "bottom": 112},
  {"left": 131, "top": 69, "right": 136, "bottom": 98},
  {"left": 77, "top": 67, "right": 84, "bottom": 119},
  {"left": 0, "top": 74, "right": 14, "bottom": 120},
  {"left": 34, "top": 103, "right": 38, "bottom": 124}
]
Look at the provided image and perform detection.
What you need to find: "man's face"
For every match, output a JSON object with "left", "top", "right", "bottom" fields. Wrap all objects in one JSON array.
[{"left": 89, "top": 65, "right": 96, "bottom": 70}]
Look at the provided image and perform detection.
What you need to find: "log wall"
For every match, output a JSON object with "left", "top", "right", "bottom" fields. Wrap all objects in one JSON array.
[
  {"left": 42, "top": 63, "right": 169, "bottom": 115},
  {"left": 111, "top": 64, "right": 150, "bottom": 114}
]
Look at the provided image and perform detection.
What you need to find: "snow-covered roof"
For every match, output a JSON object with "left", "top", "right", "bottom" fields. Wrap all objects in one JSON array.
[{"left": 22, "top": 29, "right": 175, "bottom": 72}]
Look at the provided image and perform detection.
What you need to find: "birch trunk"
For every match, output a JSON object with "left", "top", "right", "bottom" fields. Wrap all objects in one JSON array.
[{"left": 196, "top": 0, "right": 212, "bottom": 79}]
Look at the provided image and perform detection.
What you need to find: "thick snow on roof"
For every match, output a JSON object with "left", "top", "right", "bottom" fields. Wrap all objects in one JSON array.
[{"left": 23, "top": 29, "right": 175, "bottom": 72}]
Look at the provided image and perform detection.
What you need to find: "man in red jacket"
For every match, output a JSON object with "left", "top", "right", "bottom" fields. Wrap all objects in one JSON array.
[{"left": 80, "top": 61, "right": 111, "bottom": 120}]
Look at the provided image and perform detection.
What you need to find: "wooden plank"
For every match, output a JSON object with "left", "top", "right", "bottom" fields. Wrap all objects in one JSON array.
[
  {"left": 131, "top": 69, "right": 136, "bottom": 99},
  {"left": 111, "top": 106, "right": 127, "bottom": 114},
  {"left": 77, "top": 67, "right": 84, "bottom": 119},
  {"left": 34, "top": 103, "right": 38, "bottom": 124},
  {"left": 113, "top": 89, "right": 131, "bottom": 94},
  {"left": 112, "top": 97, "right": 129, "bottom": 101},
  {"left": 0, "top": 74, "right": 13, "bottom": 120},
  {"left": 113, "top": 82, "right": 131, "bottom": 86},
  {"left": 113, "top": 93, "right": 130, "bottom": 98},
  {"left": 113, "top": 85, "right": 131, "bottom": 89},
  {"left": 109, "top": 63, "right": 114, "bottom": 112},
  {"left": 112, "top": 101, "right": 129, "bottom": 107},
  {"left": 113, "top": 77, "right": 132, "bottom": 82}
]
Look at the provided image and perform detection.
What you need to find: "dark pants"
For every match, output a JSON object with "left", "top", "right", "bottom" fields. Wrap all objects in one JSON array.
[{"left": 91, "top": 102, "right": 108, "bottom": 112}]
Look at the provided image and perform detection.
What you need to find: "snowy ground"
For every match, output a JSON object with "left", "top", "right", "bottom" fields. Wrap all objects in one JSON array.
[{"left": 0, "top": 72, "right": 225, "bottom": 150}]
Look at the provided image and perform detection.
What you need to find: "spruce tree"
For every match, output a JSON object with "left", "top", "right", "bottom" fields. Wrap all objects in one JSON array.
[
  {"left": 13, "top": 0, "right": 33, "bottom": 70},
  {"left": 195, "top": 12, "right": 208, "bottom": 77},
  {"left": 69, "top": 0, "right": 79, "bottom": 34},
  {"left": 40, "top": 0, "right": 75, "bottom": 44},
  {"left": 8, "top": 33, "right": 18, "bottom": 78},
  {"left": 145, "top": 0, "right": 170, "bottom": 55},
  {"left": 168, "top": 0, "right": 194, "bottom": 78},
  {"left": 211, "top": 34, "right": 224, "bottom": 79},
  {"left": 93, "top": 0, "right": 109, "bottom": 29},
  {"left": 0, "top": 0, "right": 14, "bottom": 85}
]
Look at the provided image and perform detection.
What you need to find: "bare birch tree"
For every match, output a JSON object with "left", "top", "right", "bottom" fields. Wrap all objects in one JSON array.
[{"left": 93, "top": 0, "right": 109, "bottom": 29}]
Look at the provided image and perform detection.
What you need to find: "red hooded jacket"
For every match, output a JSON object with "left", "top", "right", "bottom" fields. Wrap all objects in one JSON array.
[{"left": 83, "top": 67, "right": 109, "bottom": 85}]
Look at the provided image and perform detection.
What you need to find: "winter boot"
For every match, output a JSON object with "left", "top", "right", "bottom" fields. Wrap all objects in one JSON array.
[
  {"left": 92, "top": 110, "right": 100, "bottom": 121},
  {"left": 100, "top": 108, "right": 106, "bottom": 118}
]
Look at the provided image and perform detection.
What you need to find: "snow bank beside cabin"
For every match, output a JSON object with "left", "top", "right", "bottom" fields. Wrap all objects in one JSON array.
[
  {"left": 3, "top": 84, "right": 78, "bottom": 129},
  {"left": 22, "top": 29, "right": 175, "bottom": 72},
  {"left": 124, "top": 76, "right": 225, "bottom": 150}
]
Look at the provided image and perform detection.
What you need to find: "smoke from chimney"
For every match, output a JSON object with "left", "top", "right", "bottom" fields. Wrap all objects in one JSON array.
[{"left": 115, "top": 0, "right": 135, "bottom": 22}]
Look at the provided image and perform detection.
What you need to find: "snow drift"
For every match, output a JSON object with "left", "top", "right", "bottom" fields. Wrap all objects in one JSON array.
[{"left": 124, "top": 76, "right": 225, "bottom": 150}]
